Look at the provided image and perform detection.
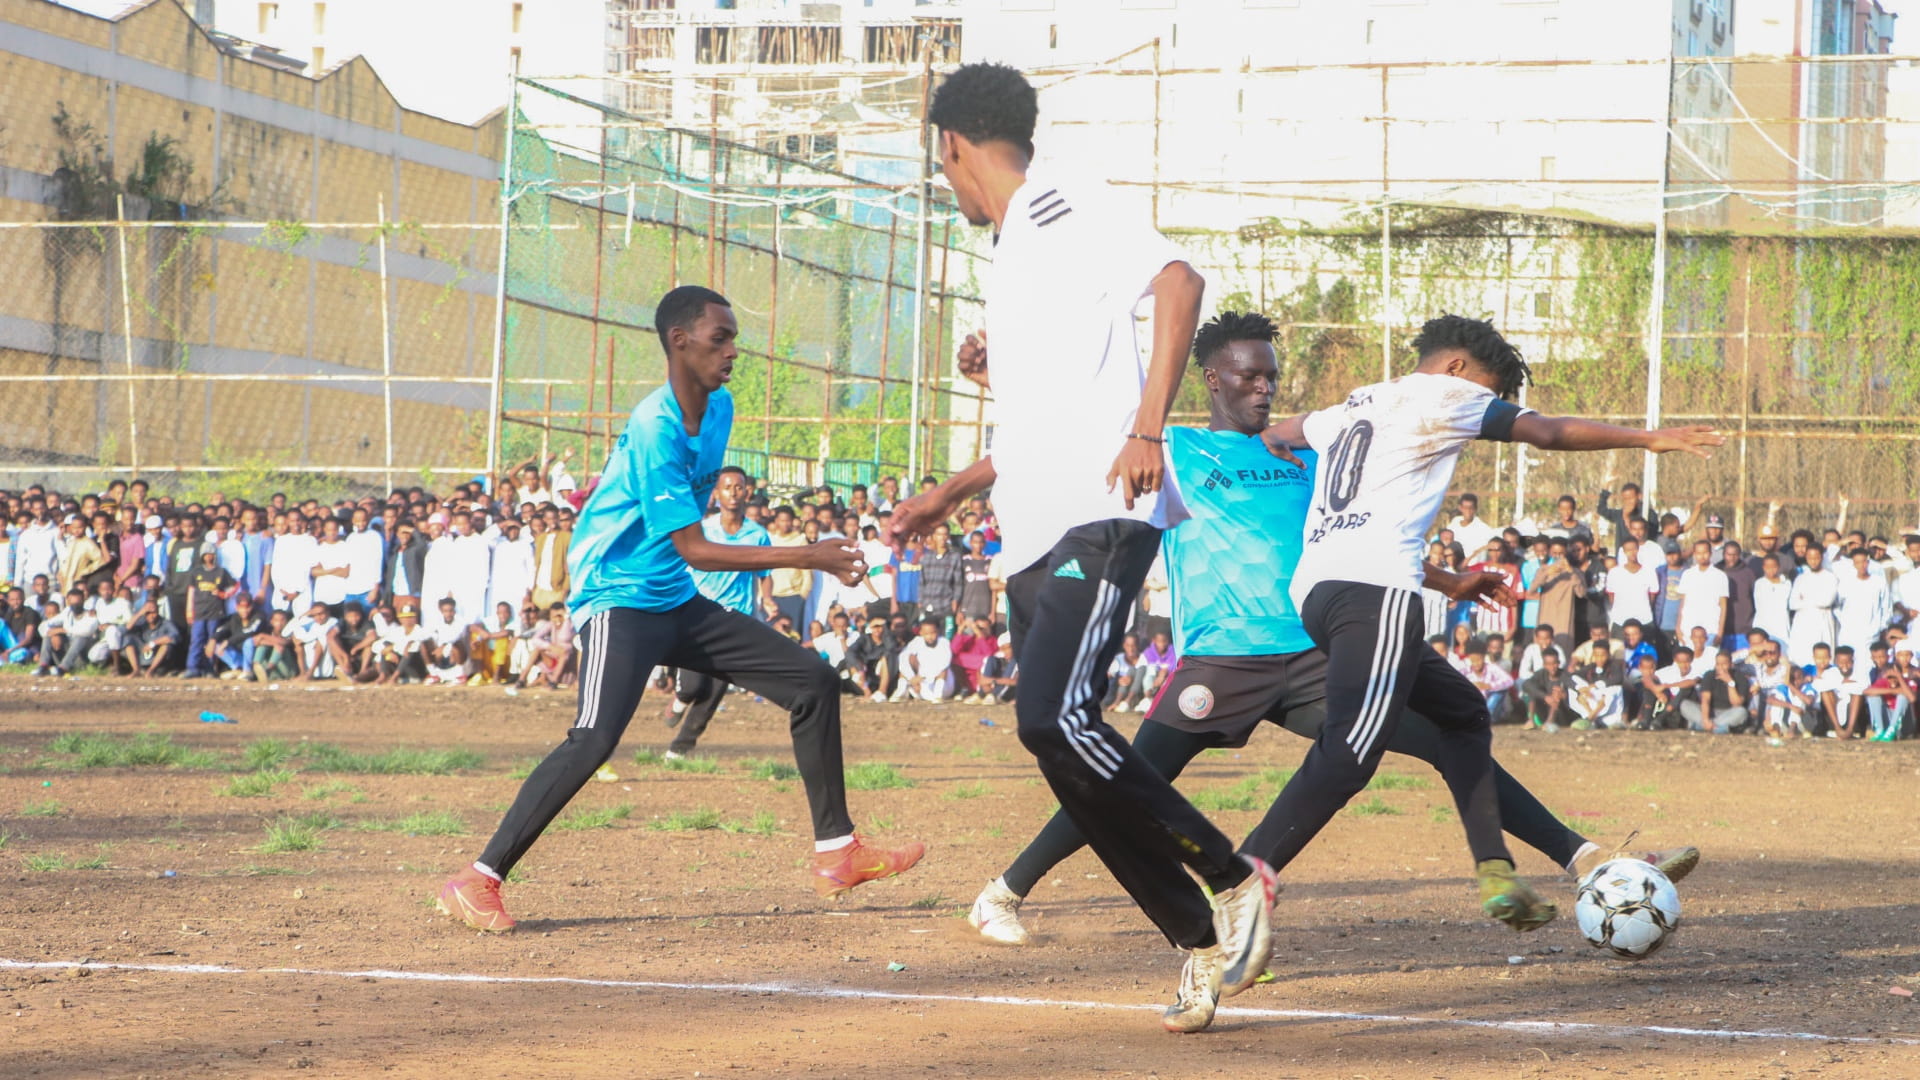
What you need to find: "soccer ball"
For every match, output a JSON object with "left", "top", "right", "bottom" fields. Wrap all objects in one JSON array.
[{"left": 1574, "top": 858, "right": 1681, "bottom": 960}]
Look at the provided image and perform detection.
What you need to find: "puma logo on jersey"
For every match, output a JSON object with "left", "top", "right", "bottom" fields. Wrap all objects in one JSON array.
[{"left": 1054, "top": 559, "right": 1086, "bottom": 580}]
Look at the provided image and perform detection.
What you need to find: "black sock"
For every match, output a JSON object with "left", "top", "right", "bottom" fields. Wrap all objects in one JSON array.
[{"left": 1202, "top": 859, "right": 1249, "bottom": 895}]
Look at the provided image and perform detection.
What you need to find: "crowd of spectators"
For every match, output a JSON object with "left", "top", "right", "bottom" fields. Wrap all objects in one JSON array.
[
  {"left": 1430, "top": 486, "right": 1918, "bottom": 743},
  {"left": 4, "top": 464, "right": 1909, "bottom": 744}
]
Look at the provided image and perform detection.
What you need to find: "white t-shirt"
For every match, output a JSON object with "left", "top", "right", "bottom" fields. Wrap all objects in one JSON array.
[
  {"left": 290, "top": 614, "right": 336, "bottom": 648},
  {"left": 1446, "top": 516, "right": 1499, "bottom": 563},
  {"left": 1604, "top": 562, "right": 1660, "bottom": 626},
  {"left": 1292, "top": 373, "right": 1530, "bottom": 604},
  {"left": 310, "top": 541, "right": 352, "bottom": 606},
  {"left": 427, "top": 614, "right": 469, "bottom": 648},
  {"left": 899, "top": 635, "right": 953, "bottom": 678},
  {"left": 1675, "top": 564, "right": 1729, "bottom": 636},
  {"left": 983, "top": 171, "right": 1192, "bottom": 574},
  {"left": 379, "top": 623, "right": 428, "bottom": 656}
]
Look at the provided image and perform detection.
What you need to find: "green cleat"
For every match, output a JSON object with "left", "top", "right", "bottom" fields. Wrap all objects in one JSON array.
[{"left": 1478, "top": 858, "right": 1558, "bottom": 932}]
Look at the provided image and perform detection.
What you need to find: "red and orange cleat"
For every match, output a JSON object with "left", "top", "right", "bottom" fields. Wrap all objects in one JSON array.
[
  {"left": 436, "top": 866, "right": 517, "bottom": 933},
  {"left": 811, "top": 836, "right": 927, "bottom": 897}
]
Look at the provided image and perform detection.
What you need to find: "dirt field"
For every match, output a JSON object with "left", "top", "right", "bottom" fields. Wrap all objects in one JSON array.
[{"left": 1, "top": 677, "right": 1917, "bottom": 1079}]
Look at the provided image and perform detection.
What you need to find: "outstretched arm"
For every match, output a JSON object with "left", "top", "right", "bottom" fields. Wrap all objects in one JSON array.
[
  {"left": 1509, "top": 415, "right": 1724, "bottom": 457},
  {"left": 886, "top": 458, "right": 997, "bottom": 548}
]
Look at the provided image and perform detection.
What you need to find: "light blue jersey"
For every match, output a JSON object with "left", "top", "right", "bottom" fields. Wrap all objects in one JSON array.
[
  {"left": 1165, "top": 427, "right": 1317, "bottom": 657},
  {"left": 568, "top": 386, "right": 733, "bottom": 619},
  {"left": 690, "top": 515, "right": 770, "bottom": 615}
]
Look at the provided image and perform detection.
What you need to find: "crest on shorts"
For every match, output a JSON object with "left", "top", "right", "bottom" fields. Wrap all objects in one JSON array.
[{"left": 1178, "top": 684, "right": 1214, "bottom": 720}]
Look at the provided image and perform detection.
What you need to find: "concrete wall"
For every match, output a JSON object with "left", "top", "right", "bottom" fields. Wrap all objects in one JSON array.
[{"left": 0, "top": 0, "right": 506, "bottom": 481}]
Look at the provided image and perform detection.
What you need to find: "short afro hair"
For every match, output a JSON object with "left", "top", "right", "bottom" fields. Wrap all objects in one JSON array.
[
  {"left": 928, "top": 63, "right": 1037, "bottom": 155},
  {"left": 1192, "top": 311, "right": 1278, "bottom": 367},
  {"left": 1411, "top": 313, "right": 1532, "bottom": 401},
  {"left": 654, "top": 285, "right": 731, "bottom": 355}
]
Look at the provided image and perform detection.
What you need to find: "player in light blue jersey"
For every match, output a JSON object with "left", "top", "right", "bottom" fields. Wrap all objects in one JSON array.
[
  {"left": 665, "top": 465, "right": 771, "bottom": 758},
  {"left": 439, "top": 286, "right": 923, "bottom": 933},
  {"left": 968, "top": 313, "right": 1698, "bottom": 963}
]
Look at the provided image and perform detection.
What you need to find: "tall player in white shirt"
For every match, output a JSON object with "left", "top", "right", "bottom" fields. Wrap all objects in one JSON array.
[
  {"left": 888, "top": 63, "right": 1278, "bottom": 1034},
  {"left": 1260, "top": 314, "right": 1722, "bottom": 932}
]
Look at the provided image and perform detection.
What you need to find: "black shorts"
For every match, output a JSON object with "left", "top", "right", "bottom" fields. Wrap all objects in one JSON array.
[{"left": 1143, "top": 651, "right": 1329, "bottom": 748}]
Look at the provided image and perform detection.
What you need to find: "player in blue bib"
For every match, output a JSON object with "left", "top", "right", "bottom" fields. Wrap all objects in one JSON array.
[
  {"left": 967, "top": 312, "right": 1698, "bottom": 960},
  {"left": 438, "top": 286, "right": 924, "bottom": 933},
  {"left": 665, "top": 465, "right": 771, "bottom": 758}
]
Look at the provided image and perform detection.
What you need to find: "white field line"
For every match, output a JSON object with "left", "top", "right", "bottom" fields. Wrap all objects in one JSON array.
[{"left": 2, "top": 958, "right": 1913, "bottom": 1046}]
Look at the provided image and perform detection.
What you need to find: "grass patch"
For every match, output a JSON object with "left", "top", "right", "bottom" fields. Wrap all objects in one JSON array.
[
  {"left": 46, "top": 732, "right": 223, "bottom": 771},
  {"left": 660, "top": 755, "right": 722, "bottom": 774},
  {"left": 301, "top": 780, "right": 361, "bottom": 801},
  {"left": 945, "top": 782, "right": 991, "bottom": 801},
  {"left": 1429, "top": 805, "right": 1455, "bottom": 824},
  {"left": 359, "top": 810, "right": 466, "bottom": 836},
  {"left": 868, "top": 814, "right": 897, "bottom": 832},
  {"left": 1625, "top": 782, "right": 1661, "bottom": 797},
  {"left": 508, "top": 757, "right": 542, "bottom": 780},
  {"left": 22, "top": 853, "right": 69, "bottom": 872},
  {"left": 909, "top": 894, "right": 948, "bottom": 910},
  {"left": 0, "top": 829, "right": 11, "bottom": 850},
  {"left": 19, "top": 799, "right": 64, "bottom": 817},
  {"left": 648, "top": 808, "right": 723, "bottom": 832},
  {"left": 258, "top": 811, "right": 341, "bottom": 853},
  {"left": 1348, "top": 797, "right": 1401, "bottom": 817},
  {"left": 742, "top": 758, "right": 800, "bottom": 782},
  {"left": 721, "top": 810, "right": 779, "bottom": 837},
  {"left": 552, "top": 804, "right": 634, "bottom": 832},
  {"left": 1366, "top": 771, "right": 1429, "bottom": 792},
  {"left": 1186, "top": 768, "right": 1294, "bottom": 813},
  {"left": 70, "top": 849, "right": 109, "bottom": 870},
  {"left": 242, "top": 739, "right": 294, "bottom": 771},
  {"left": 301, "top": 744, "right": 483, "bottom": 775},
  {"left": 846, "top": 763, "right": 913, "bottom": 791},
  {"left": 632, "top": 749, "right": 661, "bottom": 766},
  {"left": 218, "top": 769, "right": 295, "bottom": 798}
]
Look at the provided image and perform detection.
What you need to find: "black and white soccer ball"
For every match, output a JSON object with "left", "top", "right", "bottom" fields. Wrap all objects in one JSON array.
[{"left": 1574, "top": 858, "right": 1681, "bottom": 960}]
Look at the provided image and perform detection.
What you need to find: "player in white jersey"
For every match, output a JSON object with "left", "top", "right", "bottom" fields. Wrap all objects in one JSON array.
[
  {"left": 889, "top": 63, "right": 1278, "bottom": 1034},
  {"left": 1260, "top": 314, "right": 1723, "bottom": 930}
]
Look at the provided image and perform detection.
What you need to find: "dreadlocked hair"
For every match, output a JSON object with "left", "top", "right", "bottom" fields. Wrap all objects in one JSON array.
[
  {"left": 1412, "top": 313, "right": 1532, "bottom": 401},
  {"left": 1192, "top": 311, "right": 1279, "bottom": 366},
  {"left": 927, "top": 63, "right": 1038, "bottom": 155}
]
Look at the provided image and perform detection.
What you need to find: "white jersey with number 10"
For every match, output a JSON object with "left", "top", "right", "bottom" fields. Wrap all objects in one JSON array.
[{"left": 1288, "top": 372, "right": 1529, "bottom": 606}]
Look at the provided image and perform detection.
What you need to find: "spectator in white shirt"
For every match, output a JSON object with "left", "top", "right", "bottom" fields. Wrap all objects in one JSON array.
[
  {"left": 893, "top": 619, "right": 954, "bottom": 703},
  {"left": 424, "top": 596, "right": 471, "bottom": 685},
  {"left": 36, "top": 589, "right": 99, "bottom": 676},
  {"left": 309, "top": 517, "right": 353, "bottom": 614},
  {"left": 486, "top": 518, "right": 536, "bottom": 615},
  {"left": 1751, "top": 554, "right": 1794, "bottom": 645},
  {"left": 342, "top": 507, "right": 385, "bottom": 610},
  {"left": 449, "top": 511, "right": 493, "bottom": 625},
  {"left": 87, "top": 580, "right": 133, "bottom": 664},
  {"left": 1835, "top": 547, "right": 1890, "bottom": 661},
  {"left": 374, "top": 605, "right": 431, "bottom": 685},
  {"left": 270, "top": 511, "right": 318, "bottom": 615},
  {"left": 289, "top": 601, "right": 342, "bottom": 680},
  {"left": 1515, "top": 624, "right": 1563, "bottom": 684},
  {"left": 1816, "top": 644, "right": 1871, "bottom": 739},
  {"left": 212, "top": 517, "right": 247, "bottom": 610},
  {"left": 1604, "top": 538, "right": 1659, "bottom": 636},
  {"left": 1675, "top": 539, "right": 1730, "bottom": 647},
  {"left": 1445, "top": 493, "right": 1499, "bottom": 566}
]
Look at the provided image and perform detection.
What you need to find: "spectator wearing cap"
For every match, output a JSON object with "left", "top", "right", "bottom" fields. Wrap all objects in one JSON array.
[
  {"left": 419, "top": 512, "right": 458, "bottom": 616},
  {"left": 977, "top": 632, "right": 1018, "bottom": 703},
  {"left": 374, "top": 604, "right": 430, "bottom": 685},
  {"left": 183, "top": 547, "right": 236, "bottom": 678}
]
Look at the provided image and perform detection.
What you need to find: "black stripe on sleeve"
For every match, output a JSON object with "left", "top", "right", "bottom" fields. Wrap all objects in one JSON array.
[
  {"left": 1479, "top": 398, "right": 1525, "bottom": 443},
  {"left": 1035, "top": 206, "right": 1074, "bottom": 228},
  {"left": 1027, "top": 188, "right": 1059, "bottom": 207}
]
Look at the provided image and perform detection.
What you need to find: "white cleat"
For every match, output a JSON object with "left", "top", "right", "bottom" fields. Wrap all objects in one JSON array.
[
  {"left": 967, "top": 877, "right": 1031, "bottom": 946},
  {"left": 1162, "top": 944, "right": 1225, "bottom": 1033},
  {"left": 1210, "top": 854, "right": 1279, "bottom": 998}
]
